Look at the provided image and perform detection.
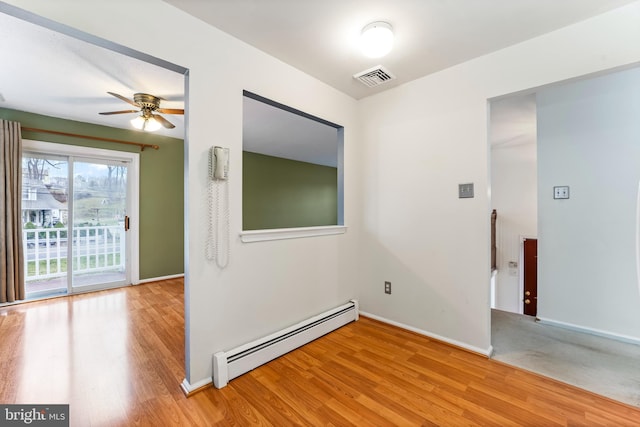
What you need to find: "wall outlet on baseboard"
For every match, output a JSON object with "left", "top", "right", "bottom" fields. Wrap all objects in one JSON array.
[{"left": 384, "top": 281, "right": 391, "bottom": 294}]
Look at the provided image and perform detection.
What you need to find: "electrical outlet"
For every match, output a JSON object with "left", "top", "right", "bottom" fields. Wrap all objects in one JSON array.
[
  {"left": 553, "top": 186, "right": 570, "bottom": 199},
  {"left": 384, "top": 281, "right": 391, "bottom": 294}
]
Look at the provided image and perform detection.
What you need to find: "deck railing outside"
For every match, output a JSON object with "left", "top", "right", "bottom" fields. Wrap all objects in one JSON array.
[{"left": 23, "top": 225, "right": 125, "bottom": 281}]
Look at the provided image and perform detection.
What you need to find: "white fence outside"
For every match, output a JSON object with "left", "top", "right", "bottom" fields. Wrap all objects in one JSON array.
[{"left": 23, "top": 225, "right": 125, "bottom": 281}]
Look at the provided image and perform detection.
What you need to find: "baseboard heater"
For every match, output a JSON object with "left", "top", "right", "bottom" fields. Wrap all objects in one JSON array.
[{"left": 212, "top": 299, "right": 358, "bottom": 388}]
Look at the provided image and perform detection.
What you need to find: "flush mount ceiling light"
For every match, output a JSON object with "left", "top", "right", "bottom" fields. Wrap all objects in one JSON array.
[{"left": 360, "top": 21, "right": 394, "bottom": 58}]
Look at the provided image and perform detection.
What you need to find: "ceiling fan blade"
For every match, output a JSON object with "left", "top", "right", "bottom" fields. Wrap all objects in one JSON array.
[
  {"left": 99, "top": 110, "right": 139, "bottom": 115},
  {"left": 156, "top": 108, "right": 184, "bottom": 115},
  {"left": 107, "top": 91, "right": 139, "bottom": 107},
  {"left": 154, "top": 114, "right": 175, "bottom": 129}
]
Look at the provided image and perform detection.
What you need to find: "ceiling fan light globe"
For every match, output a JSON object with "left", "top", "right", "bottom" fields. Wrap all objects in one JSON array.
[
  {"left": 130, "top": 115, "right": 161, "bottom": 132},
  {"left": 360, "top": 22, "right": 394, "bottom": 58},
  {"left": 143, "top": 117, "right": 162, "bottom": 132},
  {"left": 130, "top": 115, "right": 146, "bottom": 130}
]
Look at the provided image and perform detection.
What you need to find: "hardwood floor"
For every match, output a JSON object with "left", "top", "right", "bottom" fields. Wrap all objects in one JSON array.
[{"left": 1, "top": 279, "right": 639, "bottom": 426}]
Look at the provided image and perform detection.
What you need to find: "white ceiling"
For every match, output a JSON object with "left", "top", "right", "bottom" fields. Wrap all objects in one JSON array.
[
  {"left": 0, "top": 12, "right": 185, "bottom": 138},
  {"left": 0, "top": 1, "right": 635, "bottom": 162},
  {"left": 166, "top": 0, "right": 636, "bottom": 100},
  {"left": 243, "top": 96, "right": 339, "bottom": 167}
]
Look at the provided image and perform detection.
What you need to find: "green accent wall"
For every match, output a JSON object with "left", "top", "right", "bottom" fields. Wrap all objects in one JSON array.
[
  {"left": 243, "top": 151, "right": 337, "bottom": 230},
  {"left": 0, "top": 108, "right": 184, "bottom": 279}
]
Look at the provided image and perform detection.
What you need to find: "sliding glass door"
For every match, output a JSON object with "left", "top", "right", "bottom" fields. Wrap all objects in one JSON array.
[
  {"left": 71, "top": 158, "right": 129, "bottom": 291},
  {"left": 22, "top": 141, "right": 139, "bottom": 298}
]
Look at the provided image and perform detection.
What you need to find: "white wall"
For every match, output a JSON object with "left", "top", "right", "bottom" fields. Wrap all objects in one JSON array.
[
  {"left": 537, "top": 66, "right": 640, "bottom": 341},
  {"left": 358, "top": 2, "right": 640, "bottom": 354},
  {"left": 7, "top": 0, "right": 640, "bottom": 384},
  {"left": 491, "top": 139, "right": 537, "bottom": 313},
  {"left": 3, "top": 0, "right": 361, "bottom": 386}
]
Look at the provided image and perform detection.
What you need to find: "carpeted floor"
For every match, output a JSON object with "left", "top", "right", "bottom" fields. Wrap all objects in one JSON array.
[{"left": 491, "top": 309, "right": 640, "bottom": 407}]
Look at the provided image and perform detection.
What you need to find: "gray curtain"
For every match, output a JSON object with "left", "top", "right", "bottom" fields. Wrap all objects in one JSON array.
[{"left": 1, "top": 119, "right": 24, "bottom": 303}]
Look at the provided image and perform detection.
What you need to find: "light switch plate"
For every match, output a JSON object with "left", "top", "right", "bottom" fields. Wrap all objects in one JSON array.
[
  {"left": 553, "top": 186, "right": 570, "bottom": 199},
  {"left": 459, "top": 183, "right": 474, "bottom": 198}
]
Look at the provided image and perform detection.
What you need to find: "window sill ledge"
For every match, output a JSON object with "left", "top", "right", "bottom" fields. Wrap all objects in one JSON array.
[{"left": 240, "top": 225, "right": 347, "bottom": 243}]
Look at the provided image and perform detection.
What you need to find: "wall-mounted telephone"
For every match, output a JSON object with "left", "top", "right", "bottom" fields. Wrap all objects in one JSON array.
[
  {"left": 209, "top": 146, "right": 229, "bottom": 180},
  {"left": 207, "top": 146, "right": 230, "bottom": 268}
]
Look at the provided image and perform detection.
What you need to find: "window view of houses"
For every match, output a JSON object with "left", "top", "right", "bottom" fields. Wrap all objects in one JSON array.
[{"left": 22, "top": 154, "right": 128, "bottom": 295}]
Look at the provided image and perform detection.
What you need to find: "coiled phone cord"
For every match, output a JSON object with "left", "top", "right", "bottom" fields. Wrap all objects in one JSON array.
[{"left": 206, "top": 177, "right": 230, "bottom": 269}]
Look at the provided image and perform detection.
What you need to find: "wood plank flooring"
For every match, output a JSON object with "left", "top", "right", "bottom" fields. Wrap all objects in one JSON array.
[{"left": 1, "top": 278, "right": 639, "bottom": 426}]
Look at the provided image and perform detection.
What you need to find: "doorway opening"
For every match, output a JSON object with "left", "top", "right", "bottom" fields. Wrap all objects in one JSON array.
[
  {"left": 489, "top": 93, "right": 538, "bottom": 315},
  {"left": 489, "top": 64, "right": 640, "bottom": 407},
  {"left": 0, "top": 4, "right": 188, "bottom": 304}
]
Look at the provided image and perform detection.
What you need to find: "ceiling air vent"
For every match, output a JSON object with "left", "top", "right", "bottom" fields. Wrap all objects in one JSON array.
[{"left": 353, "top": 65, "right": 396, "bottom": 88}]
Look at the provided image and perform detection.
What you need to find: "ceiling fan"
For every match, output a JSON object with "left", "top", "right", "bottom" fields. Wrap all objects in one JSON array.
[{"left": 99, "top": 92, "right": 184, "bottom": 131}]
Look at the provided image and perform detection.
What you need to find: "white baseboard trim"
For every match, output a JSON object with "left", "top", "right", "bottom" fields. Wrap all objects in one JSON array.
[
  {"left": 360, "top": 311, "right": 493, "bottom": 357},
  {"left": 136, "top": 273, "right": 184, "bottom": 285},
  {"left": 536, "top": 317, "right": 640, "bottom": 346},
  {"left": 180, "top": 377, "right": 212, "bottom": 397}
]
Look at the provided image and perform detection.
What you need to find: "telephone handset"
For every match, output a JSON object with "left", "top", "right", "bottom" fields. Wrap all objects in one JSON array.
[
  {"left": 209, "top": 146, "right": 229, "bottom": 180},
  {"left": 207, "top": 146, "right": 230, "bottom": 268}
]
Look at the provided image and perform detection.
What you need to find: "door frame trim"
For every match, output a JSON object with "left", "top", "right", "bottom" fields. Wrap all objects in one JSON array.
[{"left": 22, "top": 139, "right": 140, "bottom": 288}]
